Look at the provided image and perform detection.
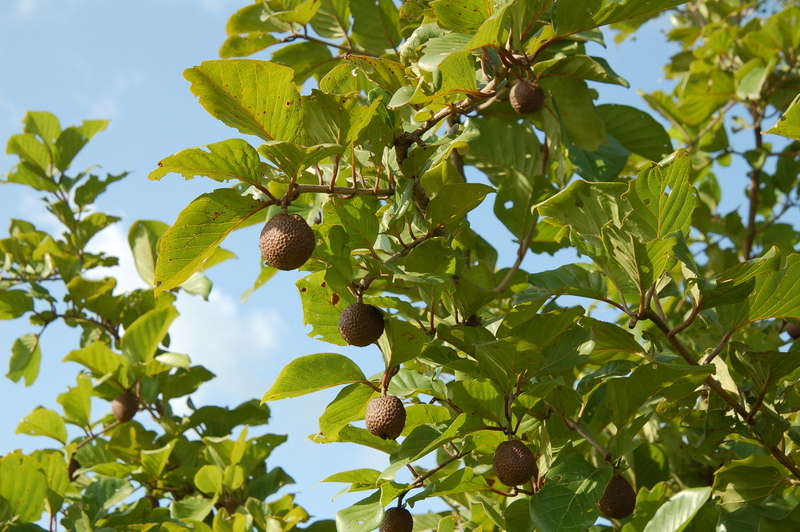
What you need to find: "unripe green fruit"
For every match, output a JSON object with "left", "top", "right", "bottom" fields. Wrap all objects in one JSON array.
[
  {"left": 380, "top": 507, "right": 413, "bottom": 532},
  {"left": 598, "top": 474, "right": 636, "bottom": 519},
  {"left": 338, "top": 302, "right": 385, "bottom": 346},
  {"left": 493, "top": 439, "right": 537, "bottom": 486},
  {"left": 112, "top": 391, "right": 139, "bottom": 423},
  {"left": 510, "top": 80, "right": 545, "bottom": 114},
  {"left": 259, "top": 212, "right": 315, "bottom": 271},
  {"left": 366, "top": 395, "right": 406, "bottom": 440}
]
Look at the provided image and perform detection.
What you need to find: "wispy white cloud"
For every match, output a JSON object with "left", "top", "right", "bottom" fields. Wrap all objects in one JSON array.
[{"left": 169, "top": 289, "right": 286, "bottom": 413}]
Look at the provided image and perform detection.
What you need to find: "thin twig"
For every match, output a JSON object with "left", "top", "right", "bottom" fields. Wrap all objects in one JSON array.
[
  {"left": 546, "top": 404, "right": 612, "bottom": 461},
  {"left": 495, "top": 224, "right": 536, "bottom": 293}
]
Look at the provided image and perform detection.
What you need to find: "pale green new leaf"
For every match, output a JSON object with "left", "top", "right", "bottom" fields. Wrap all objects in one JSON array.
[
  {"left": 63, "top": 341, "right": 126, "bottom": 376},
  {"left": 262, "top": 353, "right": 367, "bottom": 402},
  {"left": 622, "top": 150, "right": 696, "bottom": 241},
  {"left": 319, "top": 383, "right": 374, "bottom": 440},
  {"left": 347, "top": 56, "right": 407, "bottom": 94},
  {"left": 149, "top": 138, "right": 265, "bottom": 186},
  {"left": 155, "top": 188, "right": 265, "bottom": 296},
  {"left": 16, "top": 407, "right": 67, "bottom": 444},
  {"left": 185, "top": 60, "right": 302, "bottom": 142}
]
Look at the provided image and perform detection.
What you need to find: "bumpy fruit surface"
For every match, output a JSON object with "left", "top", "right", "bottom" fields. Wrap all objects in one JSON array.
[
  {"left": 112, "top": 391, "right": 139, "bottom": 423},
  {"left": 493, "top": 439, "right": 537, "bottom": 486},
  {"left": 338, "top": 302, "right": 385, "bottom": 346},
  {"left": 379, "top": 507, "right": 413, "bottom": 532},
  {"left": 510, "top": 80, "right": 545, "bottom": 114},
  {"left": 598, "top": 474, "right": 636, "bottom": 519},
  {"left": 259, "top": 212, "right": 315, "bottom": 270},
  {"left": 366, "top": 395, "right": 406, "bottom": 440}
]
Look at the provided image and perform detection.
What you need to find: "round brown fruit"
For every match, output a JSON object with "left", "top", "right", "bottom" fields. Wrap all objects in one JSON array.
[
  {"left": 259, "top": 212, "right": 315, "bottom": 271},
  {"left": 510, "top": 80, "right": 545, "bottom": 114},
  {"left": 112, "top": 391, "right": 139, "bottom": 423},
  {"left": 68, "top": 457, "right": 80, "bottom": 481},
  {"left": 598, "top": 474, "right": 636, "bottom": 520},
  {"left": 786, "top": 322, "right": 800, "bottom": 339},
  {"left": 365, "top": 395, "right": 406, "bottom": 440},
  {"left": 379, "top": 507, "right": 413, "bottom": 532},
  {"left": 338, "top": 302, "right": 385, "bottom": 347},
  {"left": 493, "top": 439, "right": 537, "bottom": 487}
]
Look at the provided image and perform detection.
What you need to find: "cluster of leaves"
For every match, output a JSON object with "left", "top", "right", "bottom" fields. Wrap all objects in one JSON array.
[
  {"left": 0, "top": 112, "right": 324, "bottom": 531},
  {"left": 143, "top": 0, "right": 800, "bottom": 529}
]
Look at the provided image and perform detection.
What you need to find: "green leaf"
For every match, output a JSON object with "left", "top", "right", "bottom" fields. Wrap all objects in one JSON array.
[
  {"left": 53, "top": 119, "right": 108, "bottom": 172},
  {"left": 518, "top": 263, "right": 608, "bottom": 304},
  {"left": 194, "top": 465, "right": 223, "bottom": 495},
  {"left": 63, "top": 341, "right": 125, "bottom": 376},
  {"left": 37, "top": 452, "right": 69, "bottom": 516},
  {"left": 272, "top": 41, "right": 334, "bottom": 84},
  {"left": 303, "top": 90, "right": 381, "bottom": 146},
  {"left": 258, "top": 141, "right": 344, "bottom": 180},
  {"left": 539, "top": 76, "right": 606, "bottom": 151},
  {"left": 642, "top": 487, "right": 711, "bottom": 532},
  {"left": 622, "top": 150, "right": 696, "bottom": 241},
  {"left": 407, "top": 467, "right": 488, "bottom": 504},
  {"left": 298, "top": 270, "right": 355, "bottom": 345},
  {"left": 431, "top": 0, "right": 489, "bottom": 33},
  {"left": 347, "top": 56, "right": 407, "bottom": 94},
  {"left": 170, "top": 496, "right": 216, "bottom": 522},
  {"left": 598, "top": 104, "right": 673, "bottom": 161},
  {"left": 0, "top": 289, "right": 33, "bottom": 319},
  {"left": 554, "top": 0, "right": 690, "bottom": 37},
  {"left": 149, "top": 138, "right": 266, "bottom": 186},
  {"left": 713, "top": 455, "right": 787, "bottom": 510},
  {"left": 323, "top": 194, "right": 379, "bottom": 251},
  {"left": 0, "top": 453, "right": 47, "bottom": 523},
  {"left": 426, "top": 183, "right": 495, "bottom": 227},
  {"left": 154, "top": 188, "right": 264, "bottom": 296},
  {"left": 7, "top": 334, "right": 42, "bottom": 386},
  {"left": 319, "top": 383, "right": 374, "bottom": 440},
  {"left": 121, "top": 305, "right": 179, "bottom": 364},
  {"left": 716, "top": 254, "right": 800, "bottom": 332},
  {"left": 57, "top": 374, "right": 93, "bottom": 427},
  {"left": 529, "top": 455, "right": 611, "bottom": 532},
  {"left": 185, "top": 60, "right": 302, "bottom": 142},
  {"left": 16, "top": 407, "right": 67, "bottom": 443},
  {"left": 140, "top": 441, "right": 176, "bottom": 479},
  {"left": 536, "top": 179, "right": 627, "bottom": 245},
  {"left": 605, "top": 363, "right": 715, "bottom": 427},
  {"left": 698, "top": 247, "right": 781, "bottom": 310},
  {"left": 380, "top": 317, "right": 429, "bottom": 367},
  {"left": 335, "top": 491, "right": 382, "bottom": 532},
  {"left": 219, "top": 32, "right": 279, "bottom": 59},
  {"left": 536, "top": 55, "right": 629, "bottom": 87},
  {"left": 350, "top": 0, "right": 402, "bottom": 53},
  {"left": 127, "top": 220, "right": 168, "bottom": 286},
  {"left": 262, "top": 353, "right": 367, "bottom": 401},
  {"left": 602, "top": 226, "right": 676, "bottom": 298},
  {"left": 765, "top": 94, "right": 800, "bottom": 141}
]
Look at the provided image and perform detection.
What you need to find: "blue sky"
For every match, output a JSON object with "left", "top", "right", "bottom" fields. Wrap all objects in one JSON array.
[{"left": 0, "top": 0, "right": 706, "bottom": 522}]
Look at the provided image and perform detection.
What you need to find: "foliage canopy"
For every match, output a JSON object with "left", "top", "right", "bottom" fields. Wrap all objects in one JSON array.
[{"left": 3, "top": 0, "right": 800, "bottom": 531}]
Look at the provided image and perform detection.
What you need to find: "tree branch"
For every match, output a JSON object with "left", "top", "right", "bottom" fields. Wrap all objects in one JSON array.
[
  {"left": 546, "top": 403, "right": 612, "bottom": 462},
  {"left": 742, "top": 108, "right": 765, "bottom": 261}
]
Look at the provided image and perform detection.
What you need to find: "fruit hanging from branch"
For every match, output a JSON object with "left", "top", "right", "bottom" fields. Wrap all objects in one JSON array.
[{"left": 259, "top": 211, "right": 315, "bottom": 271}]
